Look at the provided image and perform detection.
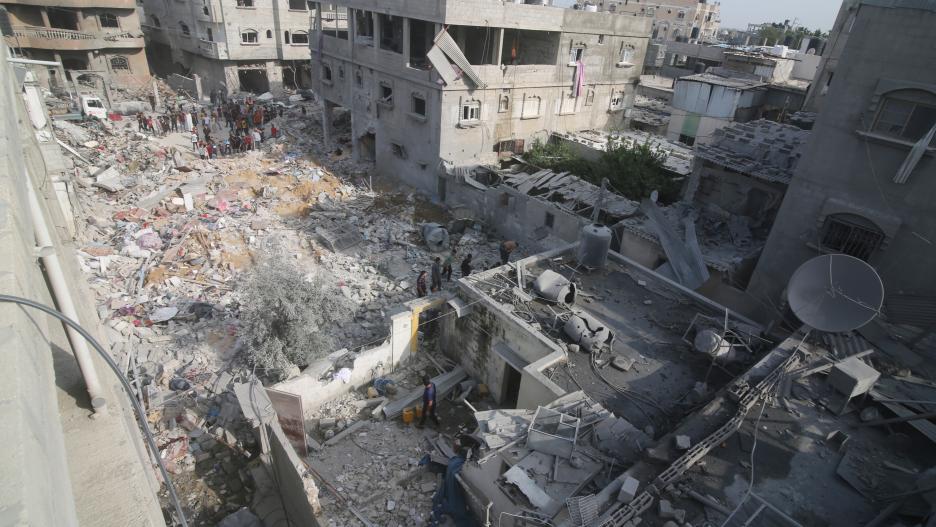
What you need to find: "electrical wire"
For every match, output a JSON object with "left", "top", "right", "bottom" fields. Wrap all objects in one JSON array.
[
  {"left": 718, "top": 394, "right": 770, "bottom": 527},
  {"left": 0, "top": 294, "right": 189, "bottom": 527}
]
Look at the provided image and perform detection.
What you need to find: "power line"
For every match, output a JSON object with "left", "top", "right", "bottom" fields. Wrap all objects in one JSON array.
[{"left": 0, "top": 294, "right": 189, "bottom": 527}]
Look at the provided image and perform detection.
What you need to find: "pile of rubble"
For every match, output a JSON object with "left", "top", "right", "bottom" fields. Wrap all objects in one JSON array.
[{"left": 51, "top": 87, "right": 503, "bottom": 523}]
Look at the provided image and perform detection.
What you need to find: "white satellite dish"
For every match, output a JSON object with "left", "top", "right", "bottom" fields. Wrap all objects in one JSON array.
[{"left": 787, "top": 254, "right": 884, "bottom": 333}]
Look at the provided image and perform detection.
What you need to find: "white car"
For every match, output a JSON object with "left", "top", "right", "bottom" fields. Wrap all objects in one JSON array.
[{"left": 80, "top": 95, "right": 107, "bottom": 120}]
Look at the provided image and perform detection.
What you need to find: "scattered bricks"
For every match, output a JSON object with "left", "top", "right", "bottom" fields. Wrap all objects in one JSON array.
[
  {"left": 675, "top": 435, "right": 692, "bottom": 450},
  {"left": 617, "top": 476, "right": 640, "bottom": 504},
  {"left": 659, "top": 499, "right": 676, "bottom": 519}
]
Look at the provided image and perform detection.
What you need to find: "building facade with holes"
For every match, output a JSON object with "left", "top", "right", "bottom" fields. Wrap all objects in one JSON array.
[
  {"left": 1, "top": 0, "right": 150, "bottom": 96},
  {"left": 140, "top": 0, "right": 314, "bottom": 95},
  {"left": 309, "top": 0, "right": 651, "bottom": 197},
  {"left": 747, "top": 0, "right": 936, "bottom": 341}
]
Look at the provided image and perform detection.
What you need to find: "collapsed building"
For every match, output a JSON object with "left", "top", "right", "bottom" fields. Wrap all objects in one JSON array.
[{"left": 309, "top": 0, "right": 651, "bottom": 198}]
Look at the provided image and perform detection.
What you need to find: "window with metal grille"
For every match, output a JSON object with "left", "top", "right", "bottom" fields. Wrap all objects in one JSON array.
[
  {"left": 110, "top": 56, "right": 129, "bottom": 70},
  {"left": 821, "top": 214, "right": 884, "bottom": 261}
]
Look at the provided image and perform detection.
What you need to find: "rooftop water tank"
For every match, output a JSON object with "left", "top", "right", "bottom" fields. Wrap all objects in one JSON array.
[{"left": 578, "top": 224, "right": 612, "bottom": 269}]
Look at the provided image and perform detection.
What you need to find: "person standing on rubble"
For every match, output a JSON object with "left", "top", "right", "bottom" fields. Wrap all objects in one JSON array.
[
  {"left": 418, "top": 376, "right": 441, "bottom": 428},
  {"left": 136, "top": 112, "right": 145, "bottom": 132},
  {"left": 460, "top": 253, "right": 473, "bottom": 277},
  {"left": 416, "top": 270, "right": 428, "bottom": 298},
  {"left": 431, "top": 257, "right": 442, "bottom": 292},
  {"left": 191, "top": 130, "right": 199, "bottom": 152},
  {"left": 499, "top": 240, "right": 518, "bottom": 265},
  {"left": 443, "top": 248, "right": 456, "bottom": 281}
]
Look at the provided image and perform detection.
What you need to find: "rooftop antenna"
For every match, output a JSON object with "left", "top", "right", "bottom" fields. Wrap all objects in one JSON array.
[{"left": 787, "top": 254, "right": 884, "bottom": 333}]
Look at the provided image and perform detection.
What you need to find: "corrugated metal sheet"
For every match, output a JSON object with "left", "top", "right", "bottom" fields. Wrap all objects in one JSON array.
[
  {"left": 434, "top": 30, "right": 487, "bottom": 89},
  {"left": 822, "top": 332, "right": 873, "bottom": 359},
  {"left": 426, "top": 45, "right": 458, "bottom": 85},
  {"left": 885, "top": 294, "right": 936, "bottom": 328}
]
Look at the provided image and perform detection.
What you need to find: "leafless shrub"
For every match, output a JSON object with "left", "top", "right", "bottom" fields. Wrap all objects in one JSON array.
[{"left": 237, "top": 255, "right": 351, "bottom": 380}]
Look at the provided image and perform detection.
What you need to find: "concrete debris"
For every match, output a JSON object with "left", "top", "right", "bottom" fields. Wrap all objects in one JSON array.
[{"left": 51, "top": 86, "right": 510, "bottom": 525}]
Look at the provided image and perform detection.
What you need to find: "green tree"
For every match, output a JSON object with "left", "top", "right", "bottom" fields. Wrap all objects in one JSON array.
[{"left": 525, "top": 138, "right": 680, "bottom": 204}]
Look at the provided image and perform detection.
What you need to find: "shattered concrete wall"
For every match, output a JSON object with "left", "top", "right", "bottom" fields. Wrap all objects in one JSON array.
[
  {"left": 266, "top": 422, "right": 322, "bottom": 524},
  {"left": 271, "top": 298, "right": 432, "bottom": 413},
  {"left": 439, "top": 252, "right": 571, "bottom": 409}
]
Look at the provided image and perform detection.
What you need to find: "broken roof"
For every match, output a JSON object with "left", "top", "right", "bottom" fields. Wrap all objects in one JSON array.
[
  {"left": 552, "top": 129, "right": 694, "bottom": 176},
  {"left": 461, "top": 247, "right": 763, "bottom": 427},
  {"left": 694, "top": 119, "right": 809, "bottom": 184},
  {"left": 678, "top": 70, "right": 768, "bottom": 90},
  {"left": 500, "top": 166, "right": 641, "bottom": 218}
]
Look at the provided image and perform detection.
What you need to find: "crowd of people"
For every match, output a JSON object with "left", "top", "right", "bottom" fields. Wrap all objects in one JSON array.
[{"left": 135, "top": 96, "right": 286, "bottom": 159}]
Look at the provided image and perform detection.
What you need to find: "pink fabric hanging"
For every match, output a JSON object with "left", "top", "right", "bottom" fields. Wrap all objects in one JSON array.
[{"left": 573, "top": 60, "right": 586, "bottom": 98}]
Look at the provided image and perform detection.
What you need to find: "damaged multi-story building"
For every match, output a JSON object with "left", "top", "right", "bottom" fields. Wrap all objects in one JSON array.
[
  {"left": 140, "top": 0, "right": 315, "bottom": 94},
  {"left": 0, "top": 0, "right": 150, "bottom": 95},
  {"left": 308, "top": 0, "right": 651, "bottom": 197},
  {"left": 575, "top": 0, "right": 720, "bottom": 43},
  {"left": 749, "top": 0, "right": 936, "bottom": 348}
]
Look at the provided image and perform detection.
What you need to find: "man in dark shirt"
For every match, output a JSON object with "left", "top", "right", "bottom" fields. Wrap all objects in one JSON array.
[
  {"left": 431, "top": 257, "right": 442, "bottom": 292},
  {"left": 460, "top": 253, "right": 473, "bottom": 277},
  {"left": 418, "top": 375, "right": 440, "bottom": 427}
]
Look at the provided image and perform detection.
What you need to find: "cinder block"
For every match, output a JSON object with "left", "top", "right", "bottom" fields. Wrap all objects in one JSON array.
[{"left": 617, "top": 476, "right": 640, "bottom": 504}]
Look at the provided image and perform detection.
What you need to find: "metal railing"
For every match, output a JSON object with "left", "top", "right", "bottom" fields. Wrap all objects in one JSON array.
[
  {"left": 12, "top": 25, "right": 95, "bottom": 40},
  {"left": 10, "top": 25, "right": 139, "bottom": 42}
]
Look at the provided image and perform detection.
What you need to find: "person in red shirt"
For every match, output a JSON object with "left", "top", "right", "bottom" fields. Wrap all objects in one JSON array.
[
  {"left": 243, "top": 134, "right": 253, "bottom": 151},
  {"left": 270, "top": 124, "right": 278, "bottom": 139},
  {"left": 206, "top": 142, "right": 214, "bottom": 159}
]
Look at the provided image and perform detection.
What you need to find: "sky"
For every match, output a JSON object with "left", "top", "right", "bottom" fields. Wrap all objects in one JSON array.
[{"left": 716, "top": 0, "right": 843, "bottom": 32}]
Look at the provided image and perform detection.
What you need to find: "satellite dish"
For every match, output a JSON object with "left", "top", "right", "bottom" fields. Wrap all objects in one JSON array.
[{"left": 787, "top": 254, "right": 884, "bottom": 333}]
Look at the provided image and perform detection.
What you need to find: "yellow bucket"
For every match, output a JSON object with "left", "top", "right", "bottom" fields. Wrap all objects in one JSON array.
[
  {"left": 402, "top": 407, "right": 415, "bottom": 424},
  {"left": 415, "top": 406, "right": 424, "bottom": 419}
]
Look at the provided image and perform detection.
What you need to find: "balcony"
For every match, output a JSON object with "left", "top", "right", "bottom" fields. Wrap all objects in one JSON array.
[
  {"left": 5, "top": 25, "right": 144, "bottom": 50},
  {"left": 198, "top": 39, "right": 229, "bottom": 59}
]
